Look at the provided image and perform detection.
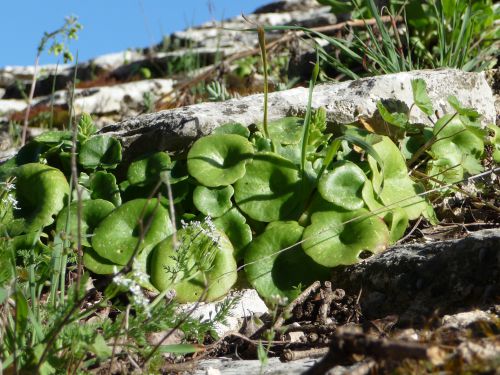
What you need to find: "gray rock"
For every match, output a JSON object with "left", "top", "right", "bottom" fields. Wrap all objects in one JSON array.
[
  {"left": 441, "top": 310, "right": 495, "bottom": 330},
  {"left": 33, "top": 78, "right": 173, "bottom": 116},
  {"left": 254, "top": 0, "right": 322, "bottom": 14},
  {"left": 0, "top": 99, "right": 27, "bottom": 114},
  {"left": 484, "top": 68, "right": 499, "bottom": 125},
  {"left": 177, "top": 289, "right": 268, "bottom": 337},
  {"left": 330, "top": 229, "right": 500, "bottom": 324},
  {"left": 192, "top": 357, "right": 368, "bottom": 375},
  {"left": 89, "top": 50, "right": 145, "bottom": 71},
  {"left": 0, "top": 64, "right": 71, "bottom": 87},
  {"left": 100, "top": 69, "right": 496, "bottom": 159}
]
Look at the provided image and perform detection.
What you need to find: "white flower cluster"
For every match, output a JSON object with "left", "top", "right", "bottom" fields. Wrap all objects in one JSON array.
[
  {"left": 0, "top": 182, "right": 19, "bottom": 210},
  {"left": 113, "top": 270, "right": 150, "bottom": 316},
  {"left": 180, "top": 216, "right": 221, "bottom": 248}
]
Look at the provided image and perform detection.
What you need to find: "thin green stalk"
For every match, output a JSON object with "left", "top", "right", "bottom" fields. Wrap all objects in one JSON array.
[
  {"left": 21, "top": 55, "right": 39, "bottom": 146},
  {"left": 27, "top": 263, "right": 36, "bottom": 321},
  {"left": 68, "top": 53, "right": 84, "bottom": 293},
  {"left": 49, "top": 62, "right": 59, "bottom": 129},
  {"left": 300, "top": 55, "right": 320, "bottom": 174},
  {"left": 257, "top": 26, "right": 270, "bottom": 141},
  {"left": 408, "top": 113, "right": 458, "bottom": 167}
]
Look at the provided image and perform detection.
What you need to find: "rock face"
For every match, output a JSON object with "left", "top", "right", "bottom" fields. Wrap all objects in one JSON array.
[
  {"left": 330, "top": 229, "right": 500, "bottom": 324},
  {"left": 99, "top": 69, "right": 496, "bottom": 159},
  {"left": 35, "top": 79, "right": 173, "bottom": 116}
]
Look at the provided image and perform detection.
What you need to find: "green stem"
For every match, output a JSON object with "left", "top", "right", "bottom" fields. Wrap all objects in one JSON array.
[
  {"left": 300, "top": 55, "right": 320, "bottom": 174},
  {"left": 258, "top": 27, "right": 270, "bottom": 141}
]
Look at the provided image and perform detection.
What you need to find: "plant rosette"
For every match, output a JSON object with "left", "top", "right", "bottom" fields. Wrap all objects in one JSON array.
[{"left": 149, "top": 219, "right": 237, "bottom": 303}]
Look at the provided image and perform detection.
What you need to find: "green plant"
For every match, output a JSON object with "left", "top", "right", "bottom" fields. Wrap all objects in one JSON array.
[
  {"left": 377, "top": 79, "right": 493, "bottom": 189},
  {"left": 206, "top": 81, "right": 232, "bottom": 102},
  {"left": 307, "top": 0, "right": 499, "bottom": 79},
  {"left": 0, "top": 113, "right": 237, "bottom": 373}
]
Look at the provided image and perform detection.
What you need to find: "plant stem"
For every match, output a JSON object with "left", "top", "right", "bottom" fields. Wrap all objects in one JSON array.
[
  {"left": 257, "top": 26, "right": 270, "bottom": 141},
  {"left": 67, "top": 53, "right": 84, "bottom": 292},
  {"left": 300, "top": 55, "right": 320, "bottom": 174},
  {"left": 21, "top": 55, "right": 39, "bottom": 146}
]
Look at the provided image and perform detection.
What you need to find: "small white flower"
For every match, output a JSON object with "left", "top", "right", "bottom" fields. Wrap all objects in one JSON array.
[{"left": 5, "top": 194, "right": 19, "bottom": 210}]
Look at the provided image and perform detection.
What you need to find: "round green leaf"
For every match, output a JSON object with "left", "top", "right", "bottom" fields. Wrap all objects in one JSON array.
[
  {"left": 127, "top": 152, "right": 171, "bottom": 186},
  {"left": 193, "top": 185, "right": 234, "bottom": 218},
  {"left": 431, "top": 115, "right": 484, "bottom": 175},
  {"left": 318, "top": 161, "right": 367, "bottom": 211},
  {"left": 214, "top": 207, "right": 252, "bottom": 260},
  {"left": 56, "top": 199, "right": 115, "bottom": 247},
  {"left": 212, "top": 123, "right": 250, "bottom": 138},
  {"left": 426, "top": 157, "right": 464, "bottom": 187},
  {"left": 302, "top": 209, "right": 389, "bottom": 267},
  {"left": 368, "top": 136, "right": 430, "bottom": 220},
  {"left": 383, "top": 208, "right": 409, "bottom": 244},
  {"left": 187, "top": 134, "right": 253, "bottom": 187},
  {"left": 245, "top": 221, "right": 330, "bottom": 301},
  {"left": 92, "top": 198, "right": 172, "bottom": 265},
  {"left": 34, "top": 130, "right": 73, "bottom": 145},
  {"left": 234, "top": 152, "right": 305, "bottom": 222},
  {"left": 150, "top": 227, "right": 237, "bottom": 303},
  {"left": 89, "top": 171, "right": 121, "bottom": 206},
  {"left": 79, "top": 135, "right": 122, "bottom": 170},
  {"left": 13, "top": 163, "right": 70, "bottom": 233},
  {"left": 83, "top": 248, "right": 123, "bottom": 275},
  {"left": 266, "top": 117, "right": 303, "bottom": 145}
]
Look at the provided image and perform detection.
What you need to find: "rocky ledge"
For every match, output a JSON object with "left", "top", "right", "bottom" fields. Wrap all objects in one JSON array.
[{"left": 99, "top": 69, "right": 496, "bottom": 160}]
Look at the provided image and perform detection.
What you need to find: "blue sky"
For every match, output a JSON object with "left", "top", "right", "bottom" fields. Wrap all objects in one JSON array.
[{"left": 0, "top": 1, "right": 270, "bottom": 67}]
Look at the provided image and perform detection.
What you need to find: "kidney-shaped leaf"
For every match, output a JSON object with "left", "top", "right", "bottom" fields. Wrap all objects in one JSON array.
[
  {"left": 234, "top": 152, "right": 305, "bottom": 222},
  {"left": 149, "top": 228, "right": 237, "bottom": 303},
  {"left": 56, "top": 199, "right": 115, "bottom": 247},
  {"left": 368, "top": 136, "right": 430, "bottom": 220},
  {"left": 83, "top": 248, "right": 123, "bottom": 275},
  {"left": 187, "top": 134, "right": 253, "bottom": 187},
  {"left": 79, "top": 135, "right": 122, "bottom": 170},
  {"left": 411, "top": 79, "right": 434, "bottom": 116},
  {"left": 383, "top": 208, "right": 409, "bottom": 244},
  {"left": 89, "top": 171, "right": 121, "bottom": 206},
  {"left": 14, "top": 163, "right": 70, "bottom": 233},
  {"left": 266, "top": 117, "right": 303, "bottom": 145},
  {"left": 318, "top": 161, "right": 367, "bottom": 211},
  {"left": 214, "top": 207, "right": 252, "bottom": 260},
  {"left": 193, "top": 185, "right": 234, "bottom": 218},
  {"left": 431, "top": 115, "right": 484, "bottom": 175},
  {"left": 302, "top": 209, "right": 389, "bottom": 267},
  {"left": 212, "top": 123, "right": 250, "bottom": 138},
  {"left": 92, "top": 198, "right": 172, "bottom": 265},
  {"left": 245, "top": 221, "right": 330, "bottom": 301},
  {"left": 127, "top": 152, "right": 171, "bottom": 186}
]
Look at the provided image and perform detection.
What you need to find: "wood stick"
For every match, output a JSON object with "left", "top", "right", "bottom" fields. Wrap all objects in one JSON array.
[
  {"left": 281, "top": 347, "right": 330, "bottom": 362},
  {"left": 303, "top": 331, "right": 445, "bottom": 374},
  {"left": 273, "top": 281, "right": 322, "bottom": 331}
]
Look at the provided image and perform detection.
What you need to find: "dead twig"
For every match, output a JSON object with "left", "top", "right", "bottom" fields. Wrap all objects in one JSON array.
[
  {"left": 304, "top": 331, "right": 446, "bottom": 375},
  {"left": 317, "top": 281, "right": 345, "bottom": 325},
  {"left": 412, "top": 170, "right": 500, "bottom": 214},
  {"left": 272, "top": 281, "right": 322, "bottom": 331},
  {"left": 281, "top": 347, "right": 330, "bottom": 362}
]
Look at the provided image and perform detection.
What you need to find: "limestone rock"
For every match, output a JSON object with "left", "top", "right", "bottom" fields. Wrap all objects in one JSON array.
[
  {"left": 254, "top": 0, "right": 322, "bottom": 14},
  {"left": 0, "top": 99, "right": 27, "bottom": 114},
  {"left": 330, "top": 229, "right": 500, "bottom": 324},
  {"left": 89, "top": 50, "right": 145, "bottom": 71},
  {"left": 100, "top": 69, "right": 496, "bottom": 159},
  {"left": 177, "top": 289, "right": 268, "bottom": 337},
  {"left": 34, "top": 78, "right": 173, "bottom": 116}
]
